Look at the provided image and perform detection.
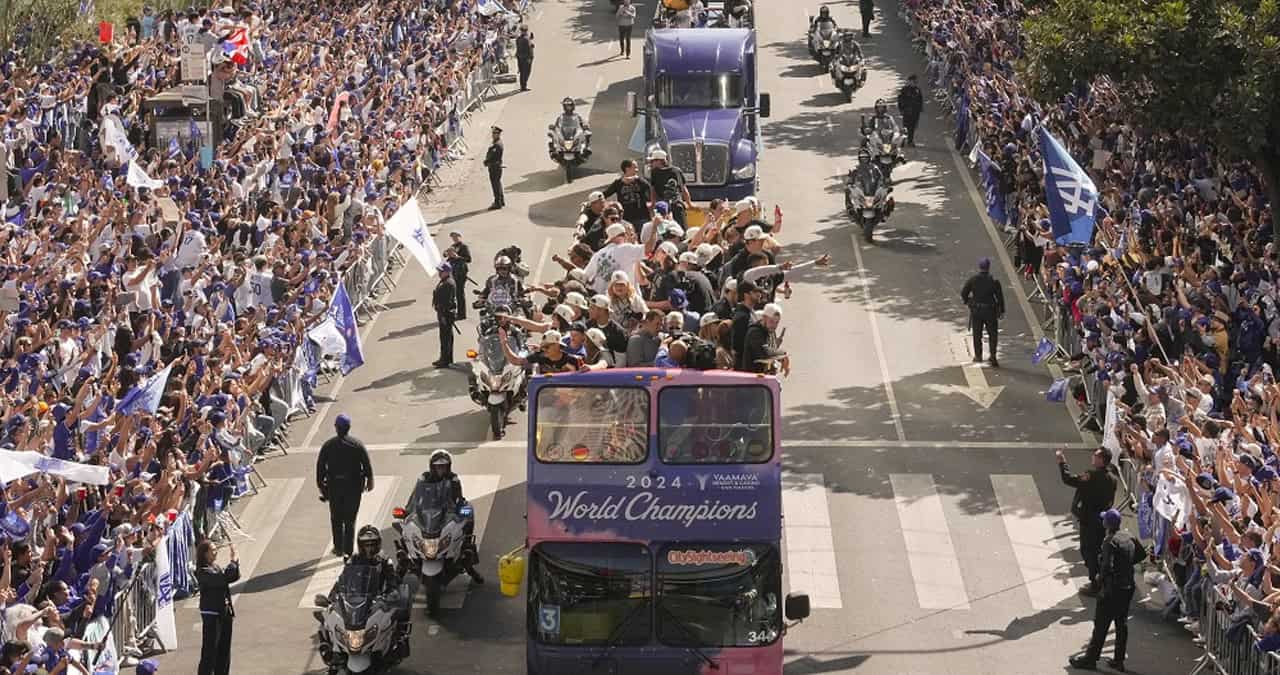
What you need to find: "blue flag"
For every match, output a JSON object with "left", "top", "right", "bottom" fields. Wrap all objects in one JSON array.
[
  {"left": 1039, "top": 126, "right": 1098, "bottom": 245},
  {"left": 1046, "top": 377, "right": 1068, "bottom": 403},
  {"left": 1032, "top": 337, "right": 1055, "bottom": 365},
  {"left": 167, "top": 136, "right": 181, "bottom": 159},
  {"left": 303, "top": 337, "right": 322, "bottom": 387},
  {"left": 116, "top": 363, "right": 174, "bottom": 416},
  {"left": 975, "top": 149, "right": 1007, "bottom": 225},
  {"left": 953, "top": 94, "right": 970, "bottom": 152},
  {"left": 328, "top": 284, "right": 364, "bottom": 374}
]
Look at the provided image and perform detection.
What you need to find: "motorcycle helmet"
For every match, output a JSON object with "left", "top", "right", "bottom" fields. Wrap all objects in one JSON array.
[
  {"left": 356, "top": 525, "right": 382, "bottom": 558},
  {"left": 561, "top": 97, "right": 575, "bottom": 114},
  {"left": 429, "top": 449, "right": 453, "bottom": 479},
  {"left": 818, "top": 5, "right": 830, "bottom": 19},
  {"left": 874, "top": 99, "right": 888, "bottom": 116},
  {"left": 494, "top": 255, "right": 512, "bottom": 274},
  {"left": 857, "top": 148, "right": 872, "bottom": 165}
]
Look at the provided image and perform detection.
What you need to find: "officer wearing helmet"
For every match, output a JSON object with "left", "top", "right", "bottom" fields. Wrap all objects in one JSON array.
[
  {"left": 867, "top": 99, "right": 898, "bottom": 134},
  {"left": 406, "top": 450, "right": 485, "bottom": 584},
  {"left": 550, "top": 97, "right": 592, "bottom": 157},
  {"left": 433, "top": 262, "right": 458, "bottom": 368},
  {"left": 814, "top": 5, "right": 835, "bottom": 29},
  {"left": 327, "top": 526, "right": 414, "bottom": 661},
  {"left": 837, "top": 30, "right": 863, "bottom": 61},
  {"left": 479, "top": 255, "right": 524, "bottom": 309}
]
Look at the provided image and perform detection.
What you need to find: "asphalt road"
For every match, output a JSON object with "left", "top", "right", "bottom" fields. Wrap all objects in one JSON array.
[{"left": 150, "top": 1, "right": 1203, "bottom": 673}]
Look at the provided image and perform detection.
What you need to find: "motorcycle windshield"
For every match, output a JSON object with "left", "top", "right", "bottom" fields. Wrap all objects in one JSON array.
[
  {"left": 558, "top": 118, "right": 582, "bottom": 139},
  {"left": 412, "top": 481, "right": 450, "bottom": 537},
  {"left": 335, "top": 564, "right": 377, "bottom": 629},
  {"left": 817, "top": 25, "right": 835, "bottom": 40},
  {"left": 858, "top": 171, "right": 881, "bottom": 195},
  {"left": 478, "top": 334, "right": 508, "bottom": 374}
]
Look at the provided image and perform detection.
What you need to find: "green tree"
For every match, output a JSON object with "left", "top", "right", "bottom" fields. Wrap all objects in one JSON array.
[{"left": 1019, "top": 0, "right": 1280, "bottom": 230}]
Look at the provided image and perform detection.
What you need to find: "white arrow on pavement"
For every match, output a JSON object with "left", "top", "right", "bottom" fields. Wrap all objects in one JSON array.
[{"left": 925, "top": 333, "right": 1005, "bottom": 410}]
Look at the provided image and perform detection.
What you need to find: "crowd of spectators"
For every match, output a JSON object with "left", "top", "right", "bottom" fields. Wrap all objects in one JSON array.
[
  {"left": 488, "top": 152, "right": 829, "bottom": 377},
  {"left": 0, "top": 0, "right": 507, "bottom": 670},
  {"left": 907, "top": 0, "right": 1280, "bottom": 658}
]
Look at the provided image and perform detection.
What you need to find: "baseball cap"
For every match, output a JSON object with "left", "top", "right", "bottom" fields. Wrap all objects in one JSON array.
[
  {"left": 734, "top": 198, "right": 753, "bottom": 215},
  {"left": 136, "top": 659, "right": 159, "bottom": 675},
  {"left": 605, "top": 223, "right": 626, "bottom": 239},
  {"left": 1099, "top": 508, "right": 1122, "bottom": 529},
  {"left": 590, "top": 294, "right": 610, "bottom": 309},
  {"left": 335, "top": 413, "right": 352, "bottom": 431},
  {"left": 723, "top": 277, "right": 738, "bottom": 292},
  {"left": 662, "top": 223, "right": 685, "bottom": 239},
  {"left": 564, "top": 292, "right": 589, "bottom": 310},
  {"left": 609, "top": 270, "right": 630, "bottom": 285},
  {"left": 437, "top": 261, "right": 451, "bottom": 273},
  {"left": 699, "top": 312, "right": 719, "bottom": 328},
  {"left": 743, "top": 225, "right": 766, "bottom": 241},
  {"left": 588, "top": 191, "right": 605, "bottom": 202},
  {"left": 647, "top": 148, "right": 668, "bottom": 162},
  {"left": 678, "top": 251, "right": 699, "bottom": 265},
  {"left": 553, "top": 304, "right": 575, "bottom": 322},
  {"left": 657, "top": 241, "right": 679, "bottom": 258},
  {"left": 978, "top": 257, "right": 991, "bottom": 270},
  {"left": 1210, "top": 486, "right": 1236, "bottom": 504},
  {"left": 669, "top": 289, "right": 688, "bottom": 309},
  {"left": 541, "top": 329, "right": 563, "bottom": 345},
  {"left": 762, "top": 303, "right": 783, "bottom": 321},
  {"left": 654, "top": 201, "right": 670, "bottom": 215},
  {"left": 585, "top": 327, "right": 608, "bottom": 349}
]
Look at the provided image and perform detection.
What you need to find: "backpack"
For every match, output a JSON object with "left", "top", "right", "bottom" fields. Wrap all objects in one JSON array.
[{"left": 685, "top": 336, "right": 718, "bottom": 370}]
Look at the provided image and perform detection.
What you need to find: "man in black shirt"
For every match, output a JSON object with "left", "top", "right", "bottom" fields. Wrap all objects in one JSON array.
[
  {"left": 721, "top": 225, "right": 776, "bottom": 285},
  {"left": 741, "top": 302, "right": 788, "bottom": 374},
  {"left": 498, "top": 328, "right": 582, "bottom": 372},
  {"left": 731, "top": 280, "right": 765, "bottom": 364},
  {"left": 959, "top": 257, "right": 1005, "bottom": 367},
  {"left": 711, "top": 278, "right": 738, "bottom": 319},
  {"left": 444, "top": 232, "right": 472, "bottom": 320},
  {"left": 433, "top": 262, "right": 458, "bottom": 367},
  {"left": 316, "top": 414, "right": 373, "bottom": 557},
  {"left": 673, "top": 253, "right": 716, "bottom": 314},
  {"left": 896, "top": 74, "right": 924, "bottom": 147},
  {"left": 1070, "top": 509, "right": 1146, "bottom": 672},
  {"left": 587, "top": 295, "right": 630, "bottom": 354},
  {"left": 647, "top": 149, "right": 691, "bottom": 227},
  {"left": 483, "top": 126, "right": 505, "bottom": 209},
  {"left": 516, "top": 26, "right": 534, "bottom": 91},
  {"left": 603, "top": 159, "right": 653, "bottom": 232}
]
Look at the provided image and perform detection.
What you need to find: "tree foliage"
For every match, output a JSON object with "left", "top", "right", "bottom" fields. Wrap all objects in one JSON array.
[{"left": 1019, "top": 0, "right": 1280, "bottom": 204}]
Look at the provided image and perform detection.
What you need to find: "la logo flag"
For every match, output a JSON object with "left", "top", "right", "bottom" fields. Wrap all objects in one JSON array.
[
  {"left": 116, "top": 362, "right": 174, "bottom": 416},
  {"left": 1031, "top": 337, "right": 1055, "bottom": 365},
  {"left": 1038, "top": 126, "right": 1098, "bottom": 245},
  {"left": 384, "top": 196, "right": 444, "bottom": 279}
]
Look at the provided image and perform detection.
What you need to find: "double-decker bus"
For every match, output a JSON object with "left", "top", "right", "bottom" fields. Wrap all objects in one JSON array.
[{"left": 524, "top": 368, "right": 809, "bottom": 675}]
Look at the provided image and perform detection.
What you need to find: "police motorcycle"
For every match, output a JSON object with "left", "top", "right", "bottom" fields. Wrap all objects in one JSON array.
[
  {"left": 475, "top": 254, "right": 534, "bottom": 317},
  {"left": 829, "top": 31, "right": 867, "bottom": 102},
  {"left": 807, "top": 6, "right": 839, "bottom": 68},
  {"left": 860, "top": 103, "right": 906, "bottom": 181},
  {"left": 313, "top": 528, "right": 415, "bottom": 675},
  {"left": 392, "top": 451, "right": 482, "bottom": 617},
  {"left": 466, "top": 304, "right": 529, "bottom": 440},
  {"left": 547, "top": 98, "right": 592, "bottom": 183},
  {"left": 844, "top": 149, "right": 895, "bottom": 242}
]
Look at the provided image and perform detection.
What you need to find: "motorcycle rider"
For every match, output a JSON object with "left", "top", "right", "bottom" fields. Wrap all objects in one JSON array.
[
  {"left": 850, "top": 148, "right": 885, "bottom": 193},
  {"left": 549, "top": 98, "right": 592, "bottom": 157},
  {"left": 478, "top": 256, "right": 526, "bottom": 311},
  {"left": 324, "top": 526, "right": 411, "bottom": 661},
  {"left": 405, "top": 450, "right": 485, "bottom": 585},
  {"left": 865, "top": 99, "right": 899, "bottom": 135},
  {"left": 836, "top": 29, "right": 863, "bottom": 62},
  {"left": 811, "top": 5, "right": 836, "bottom": 32}
]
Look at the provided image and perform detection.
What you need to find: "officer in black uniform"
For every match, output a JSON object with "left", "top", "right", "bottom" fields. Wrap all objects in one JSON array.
[
  {"left": 516, "top": 26, "right": 534, "bottom": 91},
  {"left": 316, "top": 413, "right": 374, "bottom": 557},
  {"left": 859, "top": 0, "right": 874, "bottom": 37},
  {"left": 1057, "top": 447, "right": 1118, "bottom": 596},
  {"left": 444, "top": 231, "right": 472, "bottom": 320},
  {"left": 896, "top": 74, "right": 924, "bottom": 147},
  {"left": 1070, "top": 509, "right": 1147, "bottom": 672},
  {"left": 483, "top": 126, "right": 504, "bottom": 210},
  {"left": 960, "top": 257, "right": 1005, "bottom": 367},
  {"left": 433, "top": 262, "right": 458, "bottom": 367}
]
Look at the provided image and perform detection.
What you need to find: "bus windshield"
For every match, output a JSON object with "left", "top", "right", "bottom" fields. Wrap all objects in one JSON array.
[
  {"left": 529, "top": 542, "right": 652, "bottom": 646},
  {"left": 656, "top": 74, "right": 743, "bottom": 109},
  {"left": 657, "top": 543, "right": 782, "bottom": 647},
  {"left": 535, "top": 387, "right": 648, "bottom": 463},
  {"left": 658, "top": 385, "right": 773, "bottom": 463}
]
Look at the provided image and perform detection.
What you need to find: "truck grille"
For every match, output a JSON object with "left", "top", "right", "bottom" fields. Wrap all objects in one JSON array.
[{"left": 669, "top": 142, "right": 730, "bottom": 186}]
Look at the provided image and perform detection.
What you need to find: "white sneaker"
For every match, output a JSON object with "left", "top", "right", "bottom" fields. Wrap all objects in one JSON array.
[{"left": 1187, "top": 621, "right": 1200, "bottom": 633}]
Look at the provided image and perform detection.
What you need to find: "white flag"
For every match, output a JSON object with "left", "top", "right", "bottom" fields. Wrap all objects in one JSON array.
[
  {"left": 126, "top": 161, "right": 163, "bottom": 190},
  {"left": 154, "top": 530, "right": 179, "bottom": 649},
  {"left": 101, "top": 114, "right": 138, "bottom": 163},
  {"left": 307, "top": 316, "right": 346, "bottom": 358},
  {"left": 1153, "top": 475, "right": 1190, "bottom": 530},
  {"left": 384, "top": 196, "right": 443, "bottom": 279}
]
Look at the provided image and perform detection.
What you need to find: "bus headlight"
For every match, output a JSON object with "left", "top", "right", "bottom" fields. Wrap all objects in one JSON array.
[{"left": 733, "top": 163, "right": 755, "bottom": 180}]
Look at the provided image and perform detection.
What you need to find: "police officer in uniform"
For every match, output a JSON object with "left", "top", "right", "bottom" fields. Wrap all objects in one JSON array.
[
  {"left": 1057, "top": 448, "right": 1118, "bottom": 596},
  {"left": 960, "top": 257, "right": 1005, "bottom": 367},
  {"left": 484, "top": 126, "right": 505, "bottom": 210},
  {"left": 1070, "top": 508, "right": 1146, "bottom": 672},
  {"left": 433, "top": 262, "right": 458, "bottom": 367},
  {"left": 859, "top": 0, "right": 874, "bottom": 37},
  {"left": 516, "top": 26, "right": 534, "bottom": 91},
  {"left": 896, "top": 74, "right": 924, "bottom": 147},
  {"left": 316, "top": 413, "right": 374, "bottom": 556},
  {"left": 444, "top": 231, "right": 472, "bottom": 320}
]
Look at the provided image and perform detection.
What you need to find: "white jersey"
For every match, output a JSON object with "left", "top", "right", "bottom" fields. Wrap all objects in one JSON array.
[{"left": 248, "top": 271, "right": 276, "bottom": 308}]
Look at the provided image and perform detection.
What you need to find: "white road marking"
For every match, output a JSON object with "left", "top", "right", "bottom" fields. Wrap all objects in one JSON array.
[
  {"left": 439, "top": 474, "right": 503, "bottom": 609},
  {"left": 850, "top": 234, "right": 907, "bottom": 441},
  {"left": 290, "top": 439, "right": 1094, "bottom": 453},
  {"left": 990, "top": 474, "right": 1079, "bottom": 609},
  {"left": 533, "top": 236, "right": 553, "bottom": 284},
  {"left": 948, "top": 144, "right": 1095, "bottom": 446},
  {"left": 594, "top": 75, "right": 605, "bottom": 94},
  {"left": 299, "top": 478, "right": 402, "bottom": 608},
  {"left": 184, "top": 478, "right": 305, "bottom": 609},
  {"left": 925, "top": 332, "right": 1005, "bottom": 409},
  {"left": 782, "top": 473, "right": 842, "bottom": 608},
  {"left": 890, "top": 473, "right": 970, "bottom": 610}
]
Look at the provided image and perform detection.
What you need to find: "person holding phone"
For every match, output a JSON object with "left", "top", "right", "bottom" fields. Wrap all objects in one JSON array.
[{"left": 195, "top": 539, "right": 239, "bottom": 675}]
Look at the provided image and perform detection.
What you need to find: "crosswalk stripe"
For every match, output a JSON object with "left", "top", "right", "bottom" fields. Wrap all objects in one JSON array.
[
  {"left": 298, "top": 477, "right": 402, "bottom": 609},
  {"left": 782, "top": 473, "right": 842, "bottom": 609},
  {"left": 438, "top": 474, "right": 503, "bottom": 609},
  {"left": 890, "top": 473, "right": 971, "bottom": 610},
  {"left": 185, "top": 478, "right": 305, "bottom": 609},
  {"left": 990, "top": 474, "right": 1078, "bottom": 610}
]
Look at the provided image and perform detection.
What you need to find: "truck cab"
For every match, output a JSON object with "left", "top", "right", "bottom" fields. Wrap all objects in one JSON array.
[{"left": 626, "top": 28, "right": 770, "bottom": 203}]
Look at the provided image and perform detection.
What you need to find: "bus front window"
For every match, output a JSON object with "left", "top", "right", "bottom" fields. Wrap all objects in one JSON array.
[
  {"left": 657, "top": 543, "right": 782, "bottom": 647},
  {"left": 528, "top": 543, "right": 652, "bottom": 646},
  {"left": 659, "top": 385, "right": 773, "bottom": 463},
  {"left": 535, "top": 387, "right": 648, "bottom": 463}
]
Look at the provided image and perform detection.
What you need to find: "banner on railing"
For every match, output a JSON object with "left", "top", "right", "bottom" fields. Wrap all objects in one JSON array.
[{"left": 155, "top": 521, "right": 180, "bottom": 649}]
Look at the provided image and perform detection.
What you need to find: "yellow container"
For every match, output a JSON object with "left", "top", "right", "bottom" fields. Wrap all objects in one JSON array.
[
  {"left": 684, "top": 206, "right": 706, "bottom": 230},
  {"left": 498, "top": 546, "right": 526, "bottom": 597}
]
